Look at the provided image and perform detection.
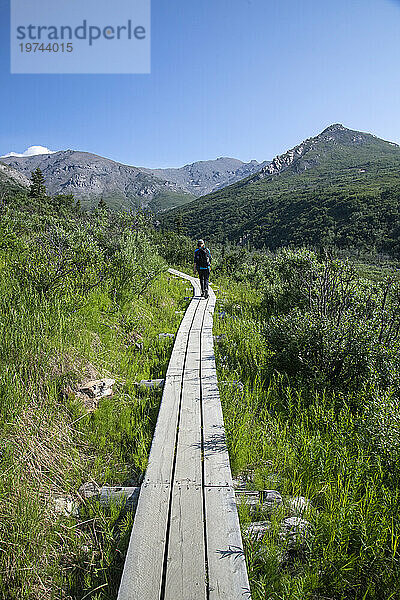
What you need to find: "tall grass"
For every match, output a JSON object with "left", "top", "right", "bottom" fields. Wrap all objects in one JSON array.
[
  {"left": 213, "top": 250, "right": 400, "bottom": 600},
  {"left": 0, "top": 269, "right": 189, "bottom": 599},
  {"left": 0, "top": 196, "right": 192, "bottom": 599}
]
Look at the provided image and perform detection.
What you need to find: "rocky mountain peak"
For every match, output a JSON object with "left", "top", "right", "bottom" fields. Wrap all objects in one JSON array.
[{"left": 321, "top": 123, "right": 347, "bottom": 134}]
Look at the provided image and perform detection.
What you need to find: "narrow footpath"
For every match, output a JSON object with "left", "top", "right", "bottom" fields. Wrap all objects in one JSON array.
[{"left": 117, "top": 268, "right": 251, "bottom": 600}]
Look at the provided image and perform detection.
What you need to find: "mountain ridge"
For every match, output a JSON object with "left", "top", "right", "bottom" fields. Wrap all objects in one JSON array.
[
  {"left": 2, "top": 151, "right": 266, "bottom": 211},
  {"left": 2, "top": 150, "right": 194, "bottom": 212}
]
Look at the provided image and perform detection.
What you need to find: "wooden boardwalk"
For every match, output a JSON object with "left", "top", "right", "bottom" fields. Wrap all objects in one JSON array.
[{"left": 117, "top": 269, "right": 251, "bottom": 600}]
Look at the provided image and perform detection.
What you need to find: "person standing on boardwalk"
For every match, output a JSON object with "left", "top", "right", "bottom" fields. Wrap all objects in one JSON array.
[{"left": 194, "top": 239, "right": 212, "bottom": 298}]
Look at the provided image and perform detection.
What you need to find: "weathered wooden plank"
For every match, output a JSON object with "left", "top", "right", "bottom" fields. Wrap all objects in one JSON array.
[
  {"left": 98, "top": 486, "right": 140, "bottom": 510},
  {"left": 204, "top": 486, "right": 251, "bottom": 600},
  {"left": 172, "top": 300, "right": 206, "bottom": 484},
  {"left": 144, "top": 293, "right": 200, "bottom": 484},
  {"left": 202, "top": 375, "right": 233, "bottom": 487},
  {"left": 201, "top": 289, "right": 233, "bottom": 487},
  {"left": 164, "top": 296, "right": 207, "bottom": 597},
  {"left": 173, "top": 358, "right": 203, "bottom": 484},
  {"left": 166, "top": 298, "right": 199, "bottom": 378},
  {"left": 201, "top": 286, "right": 251, "bottom": 598},
  {"left": 118, "top": 276, "right": 198, "bottom": 600},
  {"left": 143, "top": 375, "right": 182, "bottom": 485},
  {"left": 164, "top": 483, "right": 207, "bottom": 600},
  {"left": 117, "top": 482, "right": 171, "bottom": 600}
]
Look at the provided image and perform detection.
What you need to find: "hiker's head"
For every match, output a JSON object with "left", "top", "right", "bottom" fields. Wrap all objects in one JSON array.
[{"left": 197, "top": 239, "right": 205, "bottom": 248}]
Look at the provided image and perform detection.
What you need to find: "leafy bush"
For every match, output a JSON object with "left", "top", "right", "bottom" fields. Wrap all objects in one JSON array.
[
  {"left": 11, "top": 225, "right": 105, "bottom": 297},
  {"left": 155, "top": 230, "right": 193, "bottom": 268},
  {"left": 259, "top": 250, "right": 400, "bottom": 392},
  {"left": 110, "top": 230, "right": 164, "bottom": 304}
]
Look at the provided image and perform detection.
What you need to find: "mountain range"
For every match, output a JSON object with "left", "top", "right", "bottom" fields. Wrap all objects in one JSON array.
[
  {"left": 2, "top": 123, "right": 400, "bottom": 256},
  {"left": 0, "top": 151, "right": 265, "bottom": 212},
  {"left": 163, "top": 124, "right": 400, "bottom": 254},
  {"left": 144, "top": 157, "right": 268, "bottom": 196}
]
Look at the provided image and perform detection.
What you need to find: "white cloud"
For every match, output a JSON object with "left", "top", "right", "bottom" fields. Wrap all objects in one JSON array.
[{"left": 1, "top": 145, "right": 57, "bottom": 158}]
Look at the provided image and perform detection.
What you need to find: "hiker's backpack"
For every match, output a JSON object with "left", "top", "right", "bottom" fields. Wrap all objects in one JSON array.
[{"left": 196, "top": 248, "right": 210, "bottom": 268}]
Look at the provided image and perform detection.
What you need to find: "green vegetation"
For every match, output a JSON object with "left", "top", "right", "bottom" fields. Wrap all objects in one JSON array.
[
  {"left": 0, "top": 180, "right": 191, "bottom": 599},
  {"left": 163, "top": 125, "right": 400, "bottom": 256},
  {"left": 148, "top": 189, "right": 196, "bottom": 213},
  {"left": 211, "top": 246, "right": 400, "bottom": 599},
  {"left": 77, "top": 188, "right": 195, "bottom": 214}
]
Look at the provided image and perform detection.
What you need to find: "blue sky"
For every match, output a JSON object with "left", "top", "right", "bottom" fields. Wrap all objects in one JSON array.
[{"left": 1, "top": 0, "right": 400, "bottom": 167}]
